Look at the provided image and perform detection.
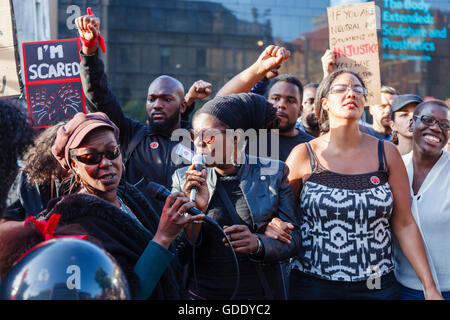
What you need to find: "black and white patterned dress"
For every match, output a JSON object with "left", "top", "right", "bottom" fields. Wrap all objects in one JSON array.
[{"left": 291, "top": 140, "right": 395, "bottom": 282}]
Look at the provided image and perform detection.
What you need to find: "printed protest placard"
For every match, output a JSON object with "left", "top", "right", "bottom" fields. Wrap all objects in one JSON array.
[
  {"left": 327, "top": 1, "right": 381, "bottom": 105},
  {"left": 22, "top": 38, "right": 86, "bottom": 128},
  {"left": 0, "top": 0, "right": 21, "bottom": 97}
]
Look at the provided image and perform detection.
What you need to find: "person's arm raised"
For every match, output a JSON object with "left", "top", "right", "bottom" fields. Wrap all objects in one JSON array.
[
  {"left": 216, "top": 45, "right": 290, "bottom": 96},
  {"left": 321, "top": 49, "right": 337, "bottom": 79},
  {"left": 76, "top": 10, "right": 101, "bottom": 55},
  {"left": 184, "top": 80, "right": 212, "bottom": 107},
  {"left": 75, "top": 10, "right": 137, "bottom": 147}
]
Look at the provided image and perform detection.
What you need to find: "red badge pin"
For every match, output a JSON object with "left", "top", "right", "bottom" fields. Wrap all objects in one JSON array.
[
  {"left": 150, "top": 142, "right": 159, "bottom": 149},
  {"left": 370, "top": 176, "right": 380, "bottom": 185}
]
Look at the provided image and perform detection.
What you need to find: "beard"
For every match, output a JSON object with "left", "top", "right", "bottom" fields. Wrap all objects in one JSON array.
[
  {"left": 278, "top": 120, "right": 297, "bottom": 133},
  {"left": 304, "top": 113, "right": 319, "bottom": 131},
  {"left": 148, "top": 108, "right": 180, "bottom": 134}
]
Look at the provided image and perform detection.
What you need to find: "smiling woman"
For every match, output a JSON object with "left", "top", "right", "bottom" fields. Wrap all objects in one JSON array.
[{"left": 394, "top": 100, "right": 450, "bottom": 300}]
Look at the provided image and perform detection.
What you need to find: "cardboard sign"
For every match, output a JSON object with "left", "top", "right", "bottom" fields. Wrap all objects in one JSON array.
[
  {"left": 327, "top": 2, "right": 381, "bottom": 105},
  {"left": 0, "top": 0, "right": 21, "bottom": 97},
  {"left": 22, "top": 38, "right": 86, "bottom": 128}
]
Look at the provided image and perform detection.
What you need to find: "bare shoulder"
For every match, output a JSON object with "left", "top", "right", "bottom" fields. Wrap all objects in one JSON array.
[
  {"left": 286, "top": 140, "right": 311, "bottom": 166},
  {"left": 382, "top": 139, "right": 405, "bottom": 171},
  {"left": 286, "top": 139, "right": 315, "bottom": 179}
]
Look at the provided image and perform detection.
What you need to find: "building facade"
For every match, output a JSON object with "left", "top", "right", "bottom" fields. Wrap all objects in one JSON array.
[{"left": 54, "top": 0, "right": 449, "bottom": 121}]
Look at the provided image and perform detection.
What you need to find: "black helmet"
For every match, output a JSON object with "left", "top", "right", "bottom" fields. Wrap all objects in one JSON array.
[{"left": 0, "top": 238, "right": 130, "bottom": 300}]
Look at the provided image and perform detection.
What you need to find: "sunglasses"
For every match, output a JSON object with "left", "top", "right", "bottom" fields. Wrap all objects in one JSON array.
[
  {"left": 70, "top": 145, "right": 121, "bottom": 165},
  {"left": 189, "top": 129, "right": 226, "bottom": 144},
  {"left": 413, "top": 115, "right": 450, "bottom": 131}
]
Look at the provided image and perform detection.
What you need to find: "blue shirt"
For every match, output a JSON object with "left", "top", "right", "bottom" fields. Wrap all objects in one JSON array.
[{"left": 359, "top": 122, "right": 392, "bottom": 141}]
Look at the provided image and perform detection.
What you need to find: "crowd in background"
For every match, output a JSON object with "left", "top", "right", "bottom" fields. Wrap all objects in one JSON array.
[{"left": 0, "top": 11, "right": 449, "bottom": 301}]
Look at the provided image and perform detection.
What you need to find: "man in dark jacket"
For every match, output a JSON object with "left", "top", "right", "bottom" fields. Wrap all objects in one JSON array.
[{"left": 75, "top": 13, "right": 211, "bottom": 197}]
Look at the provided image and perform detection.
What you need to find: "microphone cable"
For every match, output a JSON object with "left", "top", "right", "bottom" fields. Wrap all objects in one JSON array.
[
  {"left": 146, "top": 182, "right": 240, "bottom": 300},
  {"left": 189, "top": 215, "right": 240, "bottom": 301}
]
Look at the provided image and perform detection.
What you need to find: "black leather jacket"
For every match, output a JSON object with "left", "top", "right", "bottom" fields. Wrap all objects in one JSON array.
[
  {"left": 172, "top": 155, "right": 301, "bottom": 262},
  {"left": 172, "top": 156, "right": 301, "bottom": 299}
]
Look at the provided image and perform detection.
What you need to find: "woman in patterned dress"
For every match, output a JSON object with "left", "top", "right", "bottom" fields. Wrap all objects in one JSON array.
[{"left": 284, "top": 69, "right": 442, "bottom": 299}]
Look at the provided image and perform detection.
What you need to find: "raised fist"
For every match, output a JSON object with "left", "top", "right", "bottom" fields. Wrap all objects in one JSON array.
[
  {"left": 321, "top": 49, "right": 337, "bottom": 79},
  {"left": 185, "top": 80, "right": 212, "bottom": 106},
  {"left": 75, "top": 12, "right": 100, "bottom": 41},
  {"left": 255, "top": 45, "right": 291, "bottom": 77}
]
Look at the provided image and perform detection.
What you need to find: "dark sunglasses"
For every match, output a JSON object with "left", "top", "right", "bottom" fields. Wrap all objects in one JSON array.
[
  {"left": 189, "top": 129, "right": 226, "bottom": 144},
  {"left": 70, "top": 145, "right": 121, "bottom": 165},
  {"left": 413, "top": 115, "right": 450, "bottom": 131}
]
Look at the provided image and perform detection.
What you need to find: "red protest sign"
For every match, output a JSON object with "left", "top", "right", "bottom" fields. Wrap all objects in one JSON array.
[{"left": 22, "top": 38, "right": 86, "bottom": 128}]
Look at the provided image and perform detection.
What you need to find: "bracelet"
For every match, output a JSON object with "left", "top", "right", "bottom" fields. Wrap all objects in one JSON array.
[{"left": 253, "top": 236, "right": 263, "bottom": 255}]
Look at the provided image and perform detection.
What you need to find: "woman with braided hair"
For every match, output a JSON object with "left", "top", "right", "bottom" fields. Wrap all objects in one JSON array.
[
  {"left": 0, "top": 100, "right": 34, "bottom": 219},
  {"left": 3, "top": 122, "right": 69, "bottom": 221}
]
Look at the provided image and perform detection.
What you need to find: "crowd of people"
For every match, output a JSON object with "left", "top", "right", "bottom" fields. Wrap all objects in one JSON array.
[{"left": 0, "top": 11, "right": 449, "bottom": 301}]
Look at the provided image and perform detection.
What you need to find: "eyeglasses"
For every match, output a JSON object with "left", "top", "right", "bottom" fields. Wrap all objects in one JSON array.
[
  {"left": 327, "top": 85, "right": 368, "bottom": 96},
  {"left": 70, "top": 145, "right": 121, "bottom": 165},
  {"left": 413, "top": 115, "right": 450, "bottom": 131},
  {"left": 189, "top": 129, "right": 227, "bottom": 144}
]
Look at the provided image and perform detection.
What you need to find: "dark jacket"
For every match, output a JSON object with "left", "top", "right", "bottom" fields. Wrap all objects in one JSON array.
[
  {"left": 35, "top": 183, "right": 181, "bottom": 300},
  {"left": 79, "top": 50, "right": 192, "bottom": 195},
  {"left": 172, "top": 156, "right": 301, "bottom": 299},
  {"left": 3, "top": 171, "right": 63, "bottom": 221}
]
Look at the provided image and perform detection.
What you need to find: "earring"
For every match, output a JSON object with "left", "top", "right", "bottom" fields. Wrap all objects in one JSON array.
[{"left": 75, "top": 174, "right": 81, "bottom": 184}]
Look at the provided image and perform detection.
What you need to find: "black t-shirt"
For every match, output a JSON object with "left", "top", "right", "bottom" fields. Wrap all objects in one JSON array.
[
  {"left": 188, "top": 174, "right": 265, "bottom": 300},
  {"left": 276, "top": 130, "right": 314, "bottom": 162},
  {"left": 246, "top": 129, "right": 313, "bottom": 162}
]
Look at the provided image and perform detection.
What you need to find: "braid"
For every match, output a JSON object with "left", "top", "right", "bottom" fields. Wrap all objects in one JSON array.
[{"left": 0, "top": 100, "right": 34, "bottom": 214}]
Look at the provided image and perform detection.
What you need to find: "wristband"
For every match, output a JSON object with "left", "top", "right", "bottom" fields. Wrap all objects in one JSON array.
[
  {"left": 79, "top": 33, "right": 106, "bottom": 53},
  {"left": 79, "top": 7, "right": 106, "bottom": 53}
]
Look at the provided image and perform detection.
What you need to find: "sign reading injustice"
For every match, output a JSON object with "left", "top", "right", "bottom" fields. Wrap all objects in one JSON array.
[
  {"left": 327, "top": 1, "right": 381, "bottom": 106},
  {"left": 23, "top": 38, "right": 86, "bottom": 128}
]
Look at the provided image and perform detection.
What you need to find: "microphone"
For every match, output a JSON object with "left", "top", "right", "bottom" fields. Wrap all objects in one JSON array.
[
  {"left": 190, "top": 154, "right": 205, "bottom": 202},
  {"left": 146, "top": 181, "right": 204, "bottom": 216}
]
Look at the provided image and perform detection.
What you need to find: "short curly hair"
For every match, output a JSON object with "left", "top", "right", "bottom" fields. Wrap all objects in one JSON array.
[
  {"left": 22, "top": 121, "right": 66, "bottom": 186},
  {"left": 0, "top": 100, "right": 34, "bottom": 214}
]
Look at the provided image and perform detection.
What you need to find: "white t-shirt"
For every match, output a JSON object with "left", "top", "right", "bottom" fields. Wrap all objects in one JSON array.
[{"left": 394, "top": 151, "right": 450, "bottom": 291}]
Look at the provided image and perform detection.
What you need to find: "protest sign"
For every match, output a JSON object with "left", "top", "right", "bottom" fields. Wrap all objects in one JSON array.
[
  {"left": 327, "top": 1, "right": 381, "bottom": 105},
  {"left": 0, "top": 0, "right": 21, "bottom": 97},
  {"left": 22, "top": 38, "right": 86, "bottom": 128}
]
